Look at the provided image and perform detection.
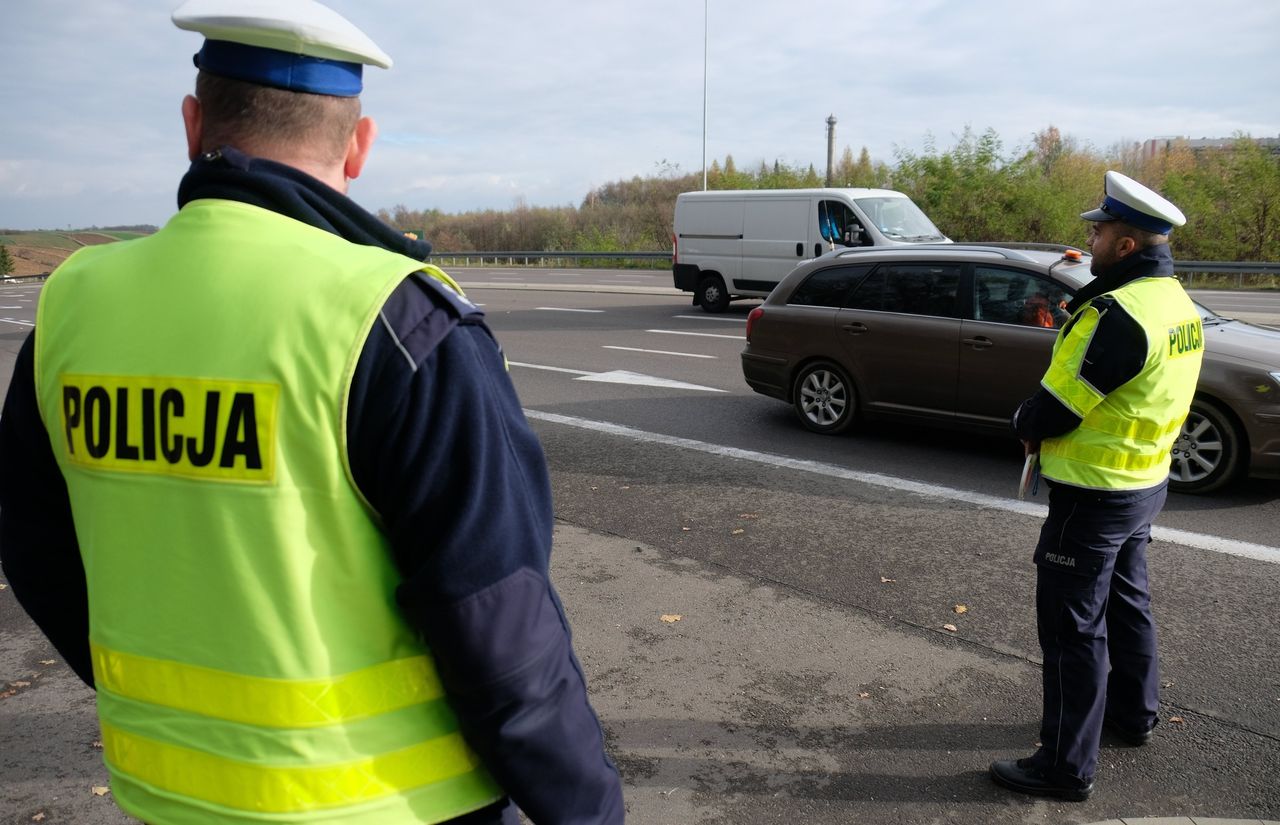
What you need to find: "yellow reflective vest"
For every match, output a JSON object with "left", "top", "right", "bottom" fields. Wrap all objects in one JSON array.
[
  {"left": 34, "top": 199, "right": 501, "bottom": 824},
  {"left": 1039, "top": 275, "right": 1204, "bottom": 491}
]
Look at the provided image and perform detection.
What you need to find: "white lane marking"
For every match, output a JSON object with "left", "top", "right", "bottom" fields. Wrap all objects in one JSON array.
[
  {"left": 0, "top": 306, "right": 21, "bottom": 309},
  {"left": 647, "top": 329, "right": 744, "bottom": 340},
  {"left": 508, "top": 362, "right": 723, "bottom": 392},
  {"left": 0, "top": 318, "right": 34, "bottom": 327},
  {"left": 581, "top": 370, "right": 724, "bottom": 392},
  {"left": 510, "top": 362, "right": 591, "bottom": 376},
  {"left": 535, "top": 307, "right": 605, "bottom": 313},
  {"left": 603, "top": 346, "right": 716, "bottom": 359},
  {"left": 523, "top": 411, "right": 1280, "bottom": 566},
  {"left": 673, "top": 314, "right": 747, "bottom": 324},
  {"left": 487, "top": 277, "right": 527, "bottom": 281}
]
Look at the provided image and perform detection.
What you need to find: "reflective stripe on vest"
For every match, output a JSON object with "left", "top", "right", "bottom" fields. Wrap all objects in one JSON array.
[
  {"left": 35, "top": 199, "right": 500, "bottom": 823},
  {"left": 1038, "top": 275, "right": 1203, "bottom": 491}
]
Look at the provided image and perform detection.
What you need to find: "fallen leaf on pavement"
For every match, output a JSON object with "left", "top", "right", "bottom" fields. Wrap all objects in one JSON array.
[
  {"left": 12, "top": 681, "right": 30, "bottom": 688},
  {"left": 39, "top": 660, "right": 55, "bottom": 666},
  {"left": 32, "top": 813, "right": 45, "bottom": 822},
  {"left": 0, "top": 583, "right": 8, "bottom": 590},
  {"left": 92, "top": 740, "right": 103, "bottom": 749},
  {"left": 731, "top": 528, "right": 745, "bottom": 535},
  {"left": 0, "top": 690, "right": 15, "bottom": 700},
  {"left": 880, "top": 577, "right": 895, "bottom": 583},
  {"left": 738, "top": 513, "right": 759, "bottom": 519},
  {"left": 942, "top": 624, "right": 958, "bottom": 633},
  {"left": 681, "top": 527, "right": 691, "bottom": 532},
  {"left": 91, "top": 786, "right": 110, "bottom": 796},
  {"left": 660, "top": 614, "right": 682, "bottom": 623},
  {"left": 858, "top": 691, "right": 871, "bottom": 698},
  {"left": 1169, "top": 716, "right": 1185, "bottom": 725},
  {"left": 954, "top": 605, "right": 968, "bottom": 614}
]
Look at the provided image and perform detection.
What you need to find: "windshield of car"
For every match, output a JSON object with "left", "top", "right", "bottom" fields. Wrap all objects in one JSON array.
[
  {"left": 1193, "top": 298, "right": 1229, "bottom": 326},
  {"left": 853, "top": 197, "right": 946, "bottom": 242}
]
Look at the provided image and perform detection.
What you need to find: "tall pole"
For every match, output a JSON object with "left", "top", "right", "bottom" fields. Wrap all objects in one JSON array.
[
  {"left": 825, "top": 114, "right": 837, "bottom": 187},
  {"left": 702, "top": 0, "right": 708, "bottom": 190}
]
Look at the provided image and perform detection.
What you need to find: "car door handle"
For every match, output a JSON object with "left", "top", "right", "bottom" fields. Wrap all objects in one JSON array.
[
  {"left": 842, "top": 322, "right": 868, "bottom": 334},
  {"left": 815, "top": 243, "right": 822, "bottom": 257},
  {"left": 796, "top": 242, "right": 804, "bottom": 256},
  {"left": 963, "top": 336, "right": 994, "bottom": 349}
]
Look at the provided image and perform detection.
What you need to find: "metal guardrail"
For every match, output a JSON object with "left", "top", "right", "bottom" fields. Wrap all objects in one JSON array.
[{"left": 427, "top": 251, "right": 669, "bottom": 267}]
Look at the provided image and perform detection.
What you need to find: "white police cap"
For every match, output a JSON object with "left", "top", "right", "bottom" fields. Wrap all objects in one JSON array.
[
  {"left": 1080, "top": 170, "right": 1186, "bottom": 235},
  {"left": 173, "top": 0, "right": 391, "bottom": 97}
]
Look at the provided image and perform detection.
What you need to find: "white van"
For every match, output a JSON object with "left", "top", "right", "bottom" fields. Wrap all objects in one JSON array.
[{"left": 671, "top": 188, "right": 949, "bottom": 312}]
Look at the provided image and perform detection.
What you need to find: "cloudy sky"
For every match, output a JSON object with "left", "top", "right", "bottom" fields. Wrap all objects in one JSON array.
[{"left": 2, "top": 1, "right": 1278, "bottom": 230}]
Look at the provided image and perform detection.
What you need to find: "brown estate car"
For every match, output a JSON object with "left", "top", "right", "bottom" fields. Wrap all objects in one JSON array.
[{"left": 741, "top": 244, "right": 1280, "bottom": 494}]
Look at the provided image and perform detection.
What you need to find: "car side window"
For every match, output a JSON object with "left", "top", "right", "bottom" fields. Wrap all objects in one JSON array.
[
  {"left": 845, "top": 264, "right": 961, "bottom": 318},
  {"left": 788, "top": 264, "right": 872, "bottom": 308},
  {"left": 974, "top": 267, "right": 1073, "bottom": 329}
]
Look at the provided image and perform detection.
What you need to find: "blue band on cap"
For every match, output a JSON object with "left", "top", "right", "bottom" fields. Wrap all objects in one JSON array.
[
  {"left": 195, "top": 40, "right": 362, "bottom": 97},
  {"left": 1099, "top": 196, "right": 1173, "bottom": 234}
]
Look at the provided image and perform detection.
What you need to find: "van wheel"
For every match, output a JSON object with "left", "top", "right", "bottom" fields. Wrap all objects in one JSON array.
[
  {"left": 1168, "top": 398, "right": 1244, "bottom": 494},
  {"left": 793, "top": 361, "right": 856, "bottom": 434},
  {"left": 697, "top": 275, "right": 730, "bottom": 313}
]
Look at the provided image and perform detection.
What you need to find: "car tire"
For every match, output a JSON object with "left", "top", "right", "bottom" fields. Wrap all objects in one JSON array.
[
  {"left": 792, "top": 361, "right": 856, "bottom": 434},
  {"left": 1168, "top": 397, "right": 1244, "bottom": 494},
  {"left": 697, "top": 275, "right": 730, "bottom": 314}
]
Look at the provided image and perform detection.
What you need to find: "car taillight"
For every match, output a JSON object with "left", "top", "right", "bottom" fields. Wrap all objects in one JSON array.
[
  {"left": 672, "top": 233, "right": 678, "bottom": 264},
  {"left": 746, "top": 306, "right": 764, "bottom": 341}
]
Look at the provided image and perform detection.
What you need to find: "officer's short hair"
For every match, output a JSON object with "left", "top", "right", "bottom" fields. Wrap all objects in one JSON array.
[
  {"left": 195, "top": 71, "right": 361, "bottom": 164},
  {"left": 1116, "top": 225, "right": 1169, "bottom": 248}
]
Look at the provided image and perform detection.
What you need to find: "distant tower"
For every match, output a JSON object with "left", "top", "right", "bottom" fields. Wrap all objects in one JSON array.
[{"left": 825, "top": 114, "right": 838, "bottom": 187}]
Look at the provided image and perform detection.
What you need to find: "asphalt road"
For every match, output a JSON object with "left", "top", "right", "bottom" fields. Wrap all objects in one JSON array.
[{"left": 1, "top": 274, "right": 1278, "bottom": 823}]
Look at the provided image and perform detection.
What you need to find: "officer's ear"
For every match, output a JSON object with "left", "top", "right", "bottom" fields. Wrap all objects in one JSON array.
[
  {"left": 1115, "top": 232, "right": 1139, "bottom": 259},
  {"left": 343, "top": 116, "right": 377, "bottom": 183},
  {"left": 182, "top": 95, "right": 203, "bottom": 162}
]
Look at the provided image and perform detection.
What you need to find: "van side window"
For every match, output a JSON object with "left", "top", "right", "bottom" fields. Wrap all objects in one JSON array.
[
  {"left": 788, "top": 265, "right": 873, "bottom": 308},
  {"left": 974, "top": 267, "right": 1072, "bottom": 329},
  {"left": 845, "top": 264, "right": 961, "bottom": 318}
]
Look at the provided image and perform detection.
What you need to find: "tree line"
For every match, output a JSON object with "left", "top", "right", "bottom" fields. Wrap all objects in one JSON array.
[{"left": 377, "top": 128, "right": 1280, "bottom": 262}]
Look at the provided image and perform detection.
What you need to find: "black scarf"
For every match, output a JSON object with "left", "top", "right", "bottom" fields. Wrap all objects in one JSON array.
[
  {"left": 1066, "top": 242, "right": 1175, "bottom": 314},
  {"left": 175, "top": 145, "right": 432, "bottom": 259}
]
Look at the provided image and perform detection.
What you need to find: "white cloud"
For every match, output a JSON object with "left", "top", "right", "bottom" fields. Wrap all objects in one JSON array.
[{"left": 1, "top": 0, "right": 1277, "bottom": 229}]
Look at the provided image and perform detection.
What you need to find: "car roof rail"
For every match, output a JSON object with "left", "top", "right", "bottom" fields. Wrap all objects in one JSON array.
[
  {"left": 834, "top": 244, "right": 1043, "bottom": 263},
  {"left": 968, "top": 241, "right": 1089, "bottom": 256}
]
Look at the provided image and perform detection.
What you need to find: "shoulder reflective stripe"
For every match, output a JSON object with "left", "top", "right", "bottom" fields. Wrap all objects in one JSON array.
[
  {"left": 420, "top": 264, "right": 465, "bottom": 297},
  {"left": 1080, "top": 414, "right": 1185, "bottom": 442},
  {"left": 102, "top": 722, "right": 498, "bottom": 815},
  {"left": 1041, "top": 439, "right": 1168, "bottom": 471},
  {"left": 92, "top": 646, "right": 443, "bottom": 728},
  {"left": 1042, "top": 306, "right": 1104, "bottom": 417}
]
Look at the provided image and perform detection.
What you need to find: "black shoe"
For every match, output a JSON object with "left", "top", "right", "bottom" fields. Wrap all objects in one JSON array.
[
  {"left": 990, "top": 757, "right": 1094, "bottom": 801},
  {"left": 1104, "top": 716, "right": 1155, "bottom": 746}
]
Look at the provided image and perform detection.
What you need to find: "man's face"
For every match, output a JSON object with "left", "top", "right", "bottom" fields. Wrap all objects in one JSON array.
[{"left": 1086, "top": 220, "right": 1126, "bottom": 274}]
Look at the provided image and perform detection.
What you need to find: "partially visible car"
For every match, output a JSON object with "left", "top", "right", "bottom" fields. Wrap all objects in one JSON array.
[{"left": 740, "top": 244, "right": 1280, "bottom": 494}]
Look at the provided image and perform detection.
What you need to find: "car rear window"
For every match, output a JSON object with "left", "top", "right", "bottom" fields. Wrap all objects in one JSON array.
[
  {"left": 788, "top": 264, "right": 873, "bottom": 308},
  {"left": 846, "top": 264, "right": 961, "bottom": 317}
]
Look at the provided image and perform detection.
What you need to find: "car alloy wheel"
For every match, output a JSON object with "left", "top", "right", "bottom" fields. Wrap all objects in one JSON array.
[
  {"left": 793, "top": 361, "right": 856, "bottom": 434},
  {"left": 1168, "top": 398, "right": 1243, "bottom": 494}
]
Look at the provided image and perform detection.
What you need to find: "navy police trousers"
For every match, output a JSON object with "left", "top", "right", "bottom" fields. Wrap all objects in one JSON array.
[{"left": 1030, "top": 481, "right": 1167, "bottom": 783}]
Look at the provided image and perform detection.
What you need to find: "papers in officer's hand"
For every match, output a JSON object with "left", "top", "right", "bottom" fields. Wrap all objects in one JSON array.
[{"left": 1018, "top": 452, "right": 1040, "bottom": 500}]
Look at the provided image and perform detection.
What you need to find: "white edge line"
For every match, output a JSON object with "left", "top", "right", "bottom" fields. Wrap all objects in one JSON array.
[
  {"left": 647, "top": 329, "right": 744, "bottom": 340},
  {"left": 603, "top": 346, "right": 717, "bottom": 359},
  {"left": 508, "top": 361, "right": 592, "bottom": 376},
  {"left": 524, "top": 410, "right": 1280, "bottom": 566},
  {"left": 673, "top": 314, "right": 748, "bottom": 324},
  {"left": 535, "top": 307, "right": 606, "bottom": 313}
]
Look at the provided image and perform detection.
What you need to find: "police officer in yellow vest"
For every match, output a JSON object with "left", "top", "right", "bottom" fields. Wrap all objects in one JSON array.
[
  {"left": 990, "top": 172, "right": 1204, "bottom": 801},
  {"left": 0, "top": 2, "right": 624, "bottom": 823}
]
